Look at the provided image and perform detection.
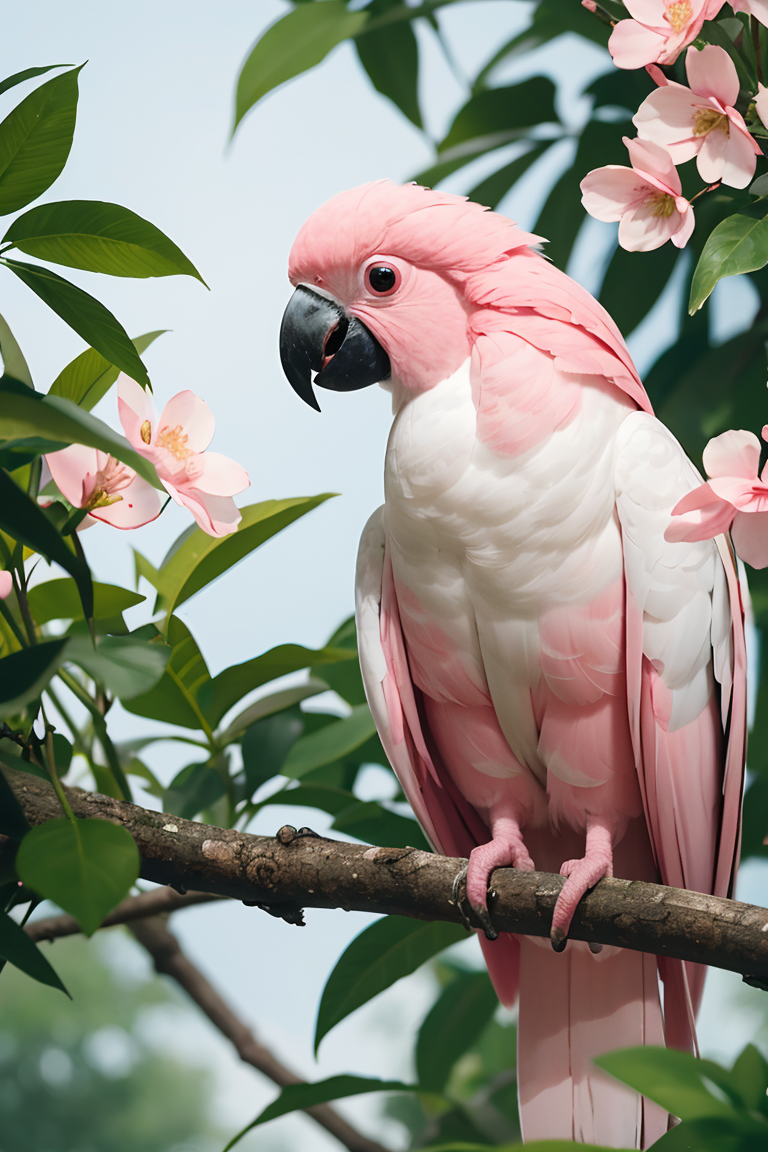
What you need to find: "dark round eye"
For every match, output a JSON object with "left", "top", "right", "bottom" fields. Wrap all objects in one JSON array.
[{"left": 365, "top": 263, "right": 400, "bottom": 296}]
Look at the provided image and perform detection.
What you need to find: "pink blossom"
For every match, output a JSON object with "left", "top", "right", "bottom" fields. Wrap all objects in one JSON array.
[
  {"left": 665, "top": 427, "right": 768, "bottom": 569},
  {"left": 580, "top": 136, "right": 695, "bottom": 251},
  {"left": 117, "top": 375, "right": 249, "bottom": 538},
  {"left": 755, "top": 82, "right": 768, "bottom": 130},
  {"left": 609, "top": 0, "right": 725, "bottom": 69},
  {"left": 45, "top": 444, "right": 162, "bottom": 530},
  {"left": 634, "top": 46, "right": 761, "bottom": 189},
  {"left": 0, "top": 570, "right": 12, "bottom": 599}
]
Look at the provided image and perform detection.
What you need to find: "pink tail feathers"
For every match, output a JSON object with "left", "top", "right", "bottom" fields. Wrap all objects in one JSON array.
[{"left": 515, "top": 938, "right": 668, "bottom": 1149}]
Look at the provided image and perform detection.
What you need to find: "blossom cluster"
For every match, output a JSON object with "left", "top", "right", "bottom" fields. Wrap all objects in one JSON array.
[
  {"left": 46, "top": 377, "right": 249, "bottom": 539},
  {"left": 581, "top": 3, "right": 766, "bottom": 251}
]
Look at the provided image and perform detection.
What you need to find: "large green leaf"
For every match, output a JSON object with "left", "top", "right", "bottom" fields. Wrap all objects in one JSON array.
[
  {"left": 282, "top": 704, "right": 377, "bottom": 779},
  {"left": 198, "top": 642, "right": 356, "bottom": 728},
  {"left": 315, "top": 916, "right": 466, "bottom": 1052},
  {"left": 0, "top": 65, "right": 82, "bottom": 215},
  {"left": 3, "top": 259, "right": 150, "bottom": 385},
  {"left": 0, "top": 66, "right": 69, "bottom": 100},
  {"left": 4, "top": 200, "right": 205, "bottom": 282},
  {"left": 0, "top": 909, "right": 69, "bottom": 993},
  {"left": 332, "top": 800, "right": 429, "bottom": 850},
  {"left": 122, "top": 617, "right": 210, "bottom": 731},
  {"left": 146, "top": 495, "right": 334, "bottom": 618},
  {"left": 48, "top": 330, "right": 165, "bottom": 410},
  {"left": 416, "top": 970, "right": 498, "bottom": 1093},
  {"left": 27, "top": 578, "right": 144, "bottom": 625},
  {"left": 163, "top": 761, "right": 227, "bottom": 820},
  {"left": 0, "top": 767, "right": 31, "bottom": 838},
  {"left": 311, "top": 615, "right": 366, "bottom": 705},
  {"left": 689, "top": 200, "right": 768, "bottom": 313},
  {"left": 65, "top": 633, "right": 170, "bottom": 701},
  {"left": 15, "top": 816, "right": 139, "bottom": 936},
  {"left": 355, "top": 0, "right": 422, "bottom": 128},
  {"left": 234, "top": 2, "right": 368, "bottom": 132},
  {"left": 598, "top": 240, "right": 680, "bottom": 338},
  {"left": 0, "top": 375, "right": 160, "bottom": 487},
  {"left": 0, "top": 468, "right": 92, "bottom": 617},
  {"left": 467, "top": 141, "right": 552, "bottom": 211},
  {"left": 224, "top": 1076, "right": 415, "bottom": 1152},
  {"left": 0, "top": 311, "right": 33, "bottom": 386},
  {"left": 218, "top": 681, "right": 327, "bottom": 745},
  {"left": 595, "top": 1047, "right": 743, "bottom": 1123},
  {"left": 240, "top": 706, "right": 305, "bottom": 797},
  {"left": 0, "top": 638, "right": 69, "bottom": 714},
  {"left": 439, "top": 77, "right": 557, "bottom": 157},
  {"left": 252, "top": 781, "right": 359, "bottom": 818}
]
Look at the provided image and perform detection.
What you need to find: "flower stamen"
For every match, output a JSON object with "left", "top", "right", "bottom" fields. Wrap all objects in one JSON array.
[
  {"left": 140, "top": 420, "right": 152, "bottom": 444},
  {"left": 157, "top": 424, "right": 192, "bottom": 460},
  {"left": 692, "top": 108, "right": 729, "bottom": 137},
  {"left": 665, "top": 0, "right": 691, "bottom": 33},
  {"left": 646, "top": 190, "right": 676, "bottom": 217}
]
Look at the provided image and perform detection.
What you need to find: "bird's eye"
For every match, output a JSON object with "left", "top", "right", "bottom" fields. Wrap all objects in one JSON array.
[{"left": 365, "top": 263, "right": 400, "bottom": 296}]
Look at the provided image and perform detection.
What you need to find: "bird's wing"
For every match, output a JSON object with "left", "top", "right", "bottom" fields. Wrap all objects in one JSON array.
[{"left": 615, "top": 412, "right": 747, "bottom": 1041}]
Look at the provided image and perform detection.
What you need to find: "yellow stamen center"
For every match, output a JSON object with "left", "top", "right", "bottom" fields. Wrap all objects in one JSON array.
[
  {"left": 693, "top": 108, "right": 729, "bottom": 137},
  {"left": 86, "top": 490, "right": 124, "bottom": 510},
  {"left": 647, "top": 191, "right": 676, "bottom": 217},
  {"left": 157, "top": 423, "right": 192, "bottom": 460},
  {"left": 665, "top": 0, "right": 692, "bottom": 33},
  {"left": 140, "top": 419, "right": 152, "bottom": 444}
]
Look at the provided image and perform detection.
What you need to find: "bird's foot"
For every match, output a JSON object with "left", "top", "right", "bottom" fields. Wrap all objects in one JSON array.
[
  {"left": 551, "top": 822, "right": 613, "bottom": 952},
  {"left": 456, "top": 821, "right": 534, "bottom": 941}
]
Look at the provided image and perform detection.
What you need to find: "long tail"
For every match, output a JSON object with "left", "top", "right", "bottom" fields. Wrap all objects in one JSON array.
[{"left": 515, "top": 937, "right": 669, "bottom": 1149}]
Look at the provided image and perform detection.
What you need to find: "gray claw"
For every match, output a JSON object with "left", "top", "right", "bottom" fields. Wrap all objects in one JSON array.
[{"left": 451, "top": 865, "right": 499, "bottom": 940}]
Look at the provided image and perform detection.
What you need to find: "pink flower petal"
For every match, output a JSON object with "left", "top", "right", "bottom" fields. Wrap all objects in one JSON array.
[
  {"left": 90, "top": 476, "right": 163, "bottom": 530},
  {"left": 618, "top": 198, "right": 679, "bottom": 251},
  {"left": 719, "top": 117, "right": 760, "bottom": 188},
  {"left": 117, "top": 374, "right": 157, "bottom": 450},
  {"left": 158, "top": 391, "right": 215, "bottom": 454},
  {"left": 624, "top": 0, "right": 667, "bottom": 24},
  {"left": 609, "top": 19, "right": 667, "bottom": 69},
  {"left": 580, "top": 166, "right": 650, "bottom": 221},
  {"left": 702, "top": 428, "right": 761, "bottom": 480},
  {"left": 697, "top": 125, "right": 731, "bottom": 183},
  {"left": 665, "top": 483, "right": 736, "bottom": 540},
  {"left": 671, "top": 202, "right": 695, "bottom": 247},
  {"left": 46, "top": 443, "right": 100, "bottom": 506},
  {"left": 731, "top": 509, "right": 768, "bottom": 568},
  {"left": 685, "top": 45, "right": 739, "bottom": 105},
  {"left": 633, "top": 86, "right": 705, "bottom": 163},
  {"left": 171, "top": 487, "right": 242, "bottom": 537},
  {"left": 708, "top": 475, "right": 763, "bottom": 507},
  {"left": 625, "top": 136, "right": 681, "bottom": 191},
  {"left": 0, "top": 570, "right": 12, "bottom": 599},
  {"left": 187, "top": 452, "right": 250, "bottom": 497},
  {"left": 756, "top": 83, "right": 768, "bottom": 130}
]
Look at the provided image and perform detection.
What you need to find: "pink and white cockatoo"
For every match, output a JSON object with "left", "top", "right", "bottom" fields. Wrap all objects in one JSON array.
[{"left": 279, "top": 181, "right": 747, "bottom": 1148}]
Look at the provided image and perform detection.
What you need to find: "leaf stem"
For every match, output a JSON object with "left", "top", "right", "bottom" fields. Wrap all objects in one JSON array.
[
  {"left": 41, "top": 715, "right": 77, "bottom": 825},
  {"left": 56, "top": 669, "right": 132, "bottom": 801}
]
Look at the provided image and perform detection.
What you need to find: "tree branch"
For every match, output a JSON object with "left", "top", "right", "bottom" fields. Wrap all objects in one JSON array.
[
  {"left": 25, "top": 888, "right": 224, "bottom": 942},
  {"left": 4, "top": 765, "right": 768, "bottom": 985},
  {"left": 129, "top": 914, "right": 391, "bottom": 1152}
]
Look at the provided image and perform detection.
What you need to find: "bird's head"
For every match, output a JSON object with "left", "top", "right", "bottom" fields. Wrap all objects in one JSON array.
[{"left": 280, "top": 180, "right": 538, "bottom": 410}]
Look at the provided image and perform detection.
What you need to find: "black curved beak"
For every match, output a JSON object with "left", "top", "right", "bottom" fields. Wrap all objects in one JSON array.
[{"left": 279, "top": 285, "right": 391, "bottom": 411}]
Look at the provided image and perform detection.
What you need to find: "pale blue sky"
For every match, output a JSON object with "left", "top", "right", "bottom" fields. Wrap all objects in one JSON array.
[{"left": 4, "top": 4, "right": 766, "bottom": 1150}]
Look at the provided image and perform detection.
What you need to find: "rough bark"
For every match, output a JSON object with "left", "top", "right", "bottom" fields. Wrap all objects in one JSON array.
[{"left": 5, "top": 765, "right": 768, "bottom": 985}]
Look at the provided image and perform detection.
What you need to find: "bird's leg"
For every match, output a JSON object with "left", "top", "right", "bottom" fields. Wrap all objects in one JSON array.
[
  {"left": 550, "top": 818, "right": 613, "bottom": 952},
  {"left": 456, "top": 815, "right": 535, "bottom": 939}
]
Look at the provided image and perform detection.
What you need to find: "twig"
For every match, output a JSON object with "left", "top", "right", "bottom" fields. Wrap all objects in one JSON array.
[
  {"left": 129, "top": 915, "right": 391, "bottom": 1152},
  {"left": 25, "top": 888, "right": 225, "bottom": 942}
]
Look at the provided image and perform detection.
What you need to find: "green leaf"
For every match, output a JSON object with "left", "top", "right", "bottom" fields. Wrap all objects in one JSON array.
[
  {"left": 0, "top": 468, "right": 92, "bottom": 617},
  {"left": 599, "top": 241, "right": 680, "bottom": 338},
  {"left": 355, "top": 0, "right": 422, "bottom": 128},
  {"left": 224, "top": 1075, "right": 415, "bottom": 1151},
  {"left": 440, "top": 77, "right": 557, "bottom": 156},
  {"left": 416, "top": 970, "right": 499, "bottom": 1094},
  {"left": 0, "top": 66, "right": 69, "bottom": 99},
  {"left": 0, "top": 311, "right": 33, "bottom": 386},
  {"left": 315, "top": 916, "right": 466, "bottom": 1052},
  {"left": 252, "top": 781, "right": 358, "bottom": 818},
  {"left": 0, "top": 638, "right": 69, "bottom": 714},
  {"left": 27, "top": 579, "right": 144, "bottom": 625},
  {"left": 282, "top": 704, "right": 376, "bottom": 779},
  {"left": 241, "top": 707, "right": 305, "bottom": 797},
  {"left": 0, "top": 375, "right": 160, "bottom": 487},
  {"left": 48, "top": 330, "right": 165, "bottom": 410},
  {"left": 163, "top": 761, "right": 226, "bottom": 820},
  {"left": 147, "top": 495, "right": 334, "bottom": 618},
  {"left": 0, "top": 909, "right": 69, "bottom": 993},
  {"left": 122, "top": 617, "right": 210, "bottom": 731},
  {"left": 65, "top": 633, "right": 170, "bottom": 701},
  {"left": 586, "top": 65, "right": 654, "bottom": 115},
  {"left": 728, "top": 1045, "right": 768, "bottom": 1111},
  {"left": 0, "top": 65, "right": 82, "bottom": 215},
  {"left": 4, "top": 200, "right": 206, "bottom": 282},
  {"left": 689, "top": 200, "right": 768, "bottom": 313},
  {"left": 219, "top": 681, "right": 327, "bottom": 745},
  {"left": 15, "top": 816, "right": 139, "bottom": 935},
  {"left": 331, "top": 799, "right": 428, "bottom": 850},
  {"left": 595, "top": 1047, "right": 741, "bottom": 1122},
  {"left": 198, "top": 642, "right": 356, "bottom": 728},
  {"left": 467, "top": 142, "right": 552, "bottom": 211},
  {"left": 0, "top": 767, "right": 31, "bottom": 838},
  {"left": 312, "top": 615, "right": 366, "bottom": 705},
  {"left": 234, "top": 1, "right": 368, "bottom": 132},
  {"left": 3, "top": 258, "right": 150, "bottom": 385}
]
